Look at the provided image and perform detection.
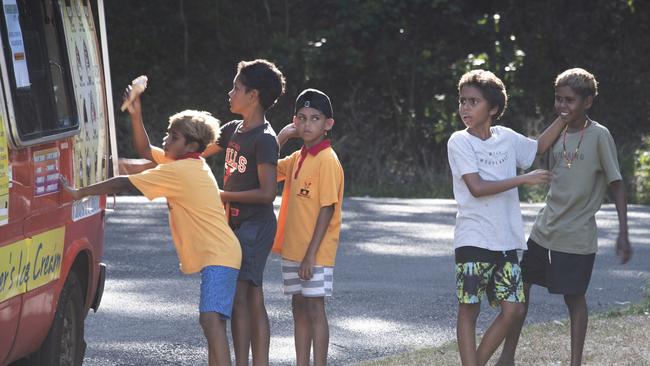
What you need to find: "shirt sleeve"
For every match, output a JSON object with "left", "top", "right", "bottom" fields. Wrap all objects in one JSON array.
[
  {"left": 597, "top": 128, "right": 622, "bottom": 183},
  {"left": 447, "top": 133, "right": 478, "bottom": 178},
  {"left": 510, "top": 128, "right": 538, "bottom": 169},
  {"left": 216, "top": 121, "right": 237, "bottom": 150},
  {"left": 128, "top": 163, "right": 181, "bottom": 200},
  {"left": 277, "top": 153, "right": 296, "bottom": 182},
  {"left": 151, "top": 146, "right": 173, "bottom": 164},
  {"left": 318, "top": 153, "right": 343, "bottom": 207},
  {"left": 256, "top": 132, "right": 279, "bottom": 166}
]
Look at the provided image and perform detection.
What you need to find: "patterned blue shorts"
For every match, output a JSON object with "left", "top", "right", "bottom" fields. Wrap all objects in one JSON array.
[
  {"left": 199, "top": 265, "right": 239, "bottom": 318},
  {"left": 455, "top": 246, "right": 525, "bottom": 308}
]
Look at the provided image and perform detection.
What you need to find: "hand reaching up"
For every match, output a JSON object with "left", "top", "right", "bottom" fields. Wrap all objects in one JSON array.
[{"left": 121, "top": 75, "right": 148, "bottom": 114}]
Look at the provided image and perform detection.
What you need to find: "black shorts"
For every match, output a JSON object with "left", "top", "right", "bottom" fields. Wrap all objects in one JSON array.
[
  {"left": 232, "top": 218, "right": 276, "bottom": 287},
  {"left": 520, "top": 238, "right": 595, "bottom": 295}
]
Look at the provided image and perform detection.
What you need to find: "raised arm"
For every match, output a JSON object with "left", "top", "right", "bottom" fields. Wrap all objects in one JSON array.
[
  {"left": 277, "top": 122, "right": 299, "bottom": 150},
  {"left": 124, "top": 92, "right": 154, "bottom": 161},
  {"left": 462, "top": 169, "right": 551, "bottom": 198},
  {"left": 201, "top": 143, "right": 223, "bottom": 158},
  {"left": 609, "top": 179, "right": 632, "bottom": 264},
  {"left": 536, "top": 116, "right": 567, "bottom": 154}
]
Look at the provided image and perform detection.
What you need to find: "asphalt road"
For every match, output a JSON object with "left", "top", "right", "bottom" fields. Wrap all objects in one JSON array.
[{"left": 83, "top": 196, "right": 650, "bottom": 365}]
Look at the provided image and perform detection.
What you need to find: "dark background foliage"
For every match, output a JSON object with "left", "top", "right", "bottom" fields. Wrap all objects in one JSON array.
[{"left": 100, "top": 0, "right": 649, "bottom": 200}]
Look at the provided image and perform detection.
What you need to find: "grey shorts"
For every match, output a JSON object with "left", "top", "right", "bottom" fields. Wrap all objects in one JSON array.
[{"left": 232, "top": 219, "right": 276, "bottom": 286}]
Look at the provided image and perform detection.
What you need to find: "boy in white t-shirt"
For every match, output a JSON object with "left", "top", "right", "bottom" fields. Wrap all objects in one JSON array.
[{"left": 447, "top": 69, "right": 566, "bottom": 366}]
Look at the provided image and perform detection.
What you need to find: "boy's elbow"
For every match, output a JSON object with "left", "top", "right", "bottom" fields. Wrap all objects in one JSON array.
[
  {"left": 469, "top": 190, "right": 483, "bottom": 198},
  {"left": 466, "top": 185, "right": 484, "bottom": 198},
  {"left": 461, "top": 174, "right": 486, "bottom": 198},
  {"left": 262, "top": 189, "right": 277, "bottom": 203}
]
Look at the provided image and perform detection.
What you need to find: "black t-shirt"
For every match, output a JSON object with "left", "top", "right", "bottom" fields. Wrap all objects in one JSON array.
[{"left": 217, "top": 120, "right": 279, "bottom": 225}]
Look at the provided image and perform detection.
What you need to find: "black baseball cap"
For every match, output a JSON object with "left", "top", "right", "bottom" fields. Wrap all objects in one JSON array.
[{"left": 294, "top": 88, "right": 333, "bottom": 118}]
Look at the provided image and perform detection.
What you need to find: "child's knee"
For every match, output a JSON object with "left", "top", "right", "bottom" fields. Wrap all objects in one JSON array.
[
  {"left": 305, "top": 297, "right": 326, "bottom": 320},
  {"left": 199, "top": 313, "right": 213, "bottom": 330},
  {"left": 199, "top": 312, "right": 225, "bottom": 336},
  {"left": 233, "top": 290, "right": 248, "bottom": 308},
  {"left": 501, "top": 303, "right": 526, "bottom": 323},
  {"left": 458, "top": 303, "right": 480, "bottom": 321},
  {"left": 292, "top": 295, "right": 307, "bottom": 316},
  {"left": 563, "top": 294, "right": 586, "bottom": 307}
]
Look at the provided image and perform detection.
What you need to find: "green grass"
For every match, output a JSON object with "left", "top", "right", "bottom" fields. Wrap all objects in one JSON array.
[
  {"left": 357, "top": 290, "right": 650, "bottom": 366},
  {"left": 604, "top": 284, "right": 650, "bottom": 318}
]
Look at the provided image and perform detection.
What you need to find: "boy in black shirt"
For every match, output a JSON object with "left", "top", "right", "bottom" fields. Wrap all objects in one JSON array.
[{"left": 204, "top": 59, "right": 285, "bottom": 366}]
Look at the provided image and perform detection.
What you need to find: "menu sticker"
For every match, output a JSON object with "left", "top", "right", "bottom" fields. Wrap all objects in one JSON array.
[{"left": 33, "top": 148, "right": 60, "bottom": 196}]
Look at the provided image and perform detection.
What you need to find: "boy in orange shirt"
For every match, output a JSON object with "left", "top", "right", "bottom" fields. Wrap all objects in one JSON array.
[
  {"left": 275, "top": 89, "right": 344, "bottom": 366},
  {"left": 60, "top": 81, "right": 241, "bottom": 366}
]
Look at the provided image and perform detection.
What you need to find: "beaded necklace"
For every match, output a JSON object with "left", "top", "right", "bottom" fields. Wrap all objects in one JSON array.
[{"left": 562, "top": 119, "right": 589, "bottom": 169}]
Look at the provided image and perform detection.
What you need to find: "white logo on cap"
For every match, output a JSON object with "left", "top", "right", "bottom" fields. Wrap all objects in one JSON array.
[{"left": 304, "top": 101, "right": 310, "bottom": 107}]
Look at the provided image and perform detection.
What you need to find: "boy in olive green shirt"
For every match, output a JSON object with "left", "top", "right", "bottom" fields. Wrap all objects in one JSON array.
[{"left": 498, "top": 68, "right": 633, "bottom": 366}]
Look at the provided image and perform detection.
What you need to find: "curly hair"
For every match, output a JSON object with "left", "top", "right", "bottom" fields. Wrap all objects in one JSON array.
[
  {"left": 555, "top": 68, "right": 598, "bottom": 98},
  {"left": 168, "top": 110, "right": 220, "bottom": 152},
  {"left": 236, "top": 59, "right": 286, "bottom": 110},
  {"left": 458, "top": 69, "right": 508, "bottom": 120}
]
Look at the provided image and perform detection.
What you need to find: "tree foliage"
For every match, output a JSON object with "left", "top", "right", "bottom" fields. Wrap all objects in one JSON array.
[{"left": 103, "top": 0, "right": 649, "bottom": 198}]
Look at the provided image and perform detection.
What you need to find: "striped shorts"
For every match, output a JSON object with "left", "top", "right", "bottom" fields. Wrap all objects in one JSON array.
[{"left": 281, "top": 259, "right": 334, "bottom": 297}]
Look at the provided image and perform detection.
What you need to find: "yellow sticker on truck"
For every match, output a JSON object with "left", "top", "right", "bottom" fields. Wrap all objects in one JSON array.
[{"left": 0, "top": 227, "right": 65, "bottom": 302}]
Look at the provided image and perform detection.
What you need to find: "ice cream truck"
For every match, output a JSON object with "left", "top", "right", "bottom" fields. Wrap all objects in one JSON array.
[{"left": 0, "top": 0, "right": 117, "bottom": 364}]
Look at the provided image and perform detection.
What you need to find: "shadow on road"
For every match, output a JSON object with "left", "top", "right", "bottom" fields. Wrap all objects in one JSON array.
[{"left": 84, "top": 197, "right": 650, "bottom": 365}]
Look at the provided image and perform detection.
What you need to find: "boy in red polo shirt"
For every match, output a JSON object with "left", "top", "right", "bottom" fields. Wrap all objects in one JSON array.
[{"left": 275, "top": 89, "right": 344, "bottom": 366}]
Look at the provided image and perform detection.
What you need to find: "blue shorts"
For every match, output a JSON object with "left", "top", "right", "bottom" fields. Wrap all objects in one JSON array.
[{"left": 199, "top": 265, "right": 239, "bottom": 318}]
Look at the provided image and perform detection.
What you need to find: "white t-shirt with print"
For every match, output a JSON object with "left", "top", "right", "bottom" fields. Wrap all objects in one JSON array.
[{"left": 447, "top": 125, "right": 537, "bottom": 251}]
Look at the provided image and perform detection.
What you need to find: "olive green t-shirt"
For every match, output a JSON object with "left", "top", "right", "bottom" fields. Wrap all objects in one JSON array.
[{"left": 529, "top": 121, "right": 622, "bottom": 254}]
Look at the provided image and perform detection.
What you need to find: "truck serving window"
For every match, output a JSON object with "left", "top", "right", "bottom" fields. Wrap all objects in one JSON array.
[{"left": 1, "top": 0, "right": 78, "bottom": 142}]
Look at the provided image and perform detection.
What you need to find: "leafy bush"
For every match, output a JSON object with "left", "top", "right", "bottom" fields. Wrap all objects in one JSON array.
[
  {"left": 105, "top": 1, "right": 649, "bottom": 198},
  {"left": 634, "top": 136, "right": 650, "bottom": 204}
]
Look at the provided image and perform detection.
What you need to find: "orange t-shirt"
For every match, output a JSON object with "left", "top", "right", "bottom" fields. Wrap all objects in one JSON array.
[
  {"left": 273, "top": 145, "right": 344, "bottom": 266},
  {"left": 128, "top": 147, "right": 241, "bottom": 273}
]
